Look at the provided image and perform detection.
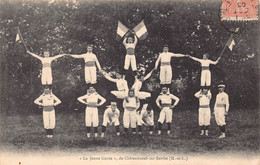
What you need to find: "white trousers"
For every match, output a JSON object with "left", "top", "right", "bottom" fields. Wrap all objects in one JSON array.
[
  {"left": 160, "top": 66, "right": 172, "bottom": 84},
  {"left": 214, "top": 107, "right": 226, "bottom": 126},
  {"left": 198, "top": 108, "right": 211, "bottom": 126},
  {"left": 137, "top": 116, "right": 154, "bottom": 126},
  {"left": 41, "top": 68, "right": 53, "bottom": 85},
  {"left": 158, "top": 107, "right": 172, "bottom": 123},
  {"left": 85, "top": 67, "right": 97, "bottom": 84},
  {"left": 43, "top": 110, "right": 55, "bottom": 129},
  {"left": 85, "top": 107, "right": 99, "bottom": 127},
  {"left": 123, "top": 109, "right": 137, "bottom": 128},
  {"left": 201, "top": 70, "right": 211, "bottom": 86},
  {"left": 124, "top": 55, "right": 137, "bottom": 71},
  {"left": 111, "top": 91, "right": 127, "bottom": 99},
  {"left": 102, "top": 116, "right": 120, "bottom": 126}
]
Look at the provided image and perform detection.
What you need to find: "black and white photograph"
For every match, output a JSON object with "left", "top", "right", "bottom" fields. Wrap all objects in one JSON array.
[{"left": 0, "top": 0, "right": 259, "bottom": 164}]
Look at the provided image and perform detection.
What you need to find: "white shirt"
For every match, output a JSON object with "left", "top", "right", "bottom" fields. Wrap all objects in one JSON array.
[
  {"left": 158, "top": 52, "right": 176, "bottom": 63},
  {"left": 214, "top": 92, "right": 230, "bottom": 111},
  {"left": 116, "top": 79, "right": 128, "bottom": 91},
  {"left": 156, "top": 94, "right": 177, "bottom": 105},
  {"left": 194, "top": 91, "right": 211, "bottom": 106},
  {"left": 197, "top": 59, "right": 216, "bottom": 67},
  {"left": 41, "top": 58, "right": 53, "bottom": 71},
  {"left": 82, "top": 52, "right": 98, "bottom": 63},
  {"left": 104, "top": 108, "right": 120, "bottom": 119},
  {"left": 34, "top": 94, "right": 61, "bottom": 106},
  {"left": 78, "top": 92, "right": 106, "bottom": 107},
  {"left": 123, "top": 97, "right": 140, "bottom": 111}
]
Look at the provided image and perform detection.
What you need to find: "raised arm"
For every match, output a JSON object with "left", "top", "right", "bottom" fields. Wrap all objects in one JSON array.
[
  {"left": 210, "top": 57, "right": 221, "bottom": 65},
  {"left": 123, "top": 37, "right": 127, "bottom": 46},
  {"left": 27, "top": 50, "right": 42, "bottom": 60},
  {"left": 98, "top": 94, "right": 106, "bottom": 106},
  {"left": 143, "top": 69, "right": 154, "bottom": 81},
  {"left": 189, "top": 56, "right": 202, "bottom": 63},
  {"left": 34, "top": 95, "right": 43, "bottom": 106},
  {"left": 77, "top": 95, "right": 88, "bottom": 105},
  {"left": 154, "top": 54, "right": 162, "bottom": 70},
  {"left": 52, "top": 94, "right": 61, "bottom": 106},
  {"left": 50, "top": 54, "right": 66, "bottom": 61},
  {"left": 103, "top": 72, "right": 117, "bottom": 83},
  {"left": 133, "top": 35, "right": 138, "bottom": 45}
]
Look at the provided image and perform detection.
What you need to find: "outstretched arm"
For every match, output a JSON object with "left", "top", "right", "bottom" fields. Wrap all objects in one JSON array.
[
  {"left": 70, "top": 54, "right": 84, "bottom": 59},
  {"left": 154, "top": 54, "right": 161, "bottom": 70},
  {"left": 189, "top": 56, "right": 202, "bottom": 63},
  {"left": 143, "top": 69, "right": 154, "bottom": 81},
  {"left": 27, "top": 50, "right": 42, "bottom": 60},
  {"left": 51, "top": 54, "right": 66, "bottom": 60},
  {"left": 53, "top": 95, "right": 61, "bottom": 106},
  {"left": 103, "top": 72, "right": 117, "bottom": 83},
  {"left": 171, "top": 53, "right": 188, "bottom": 58}
]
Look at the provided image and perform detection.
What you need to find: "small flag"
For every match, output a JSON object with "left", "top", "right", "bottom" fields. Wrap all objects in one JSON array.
[
  {"left": 133, "top": 21, "right": 148, "bottom": 40},
  {"left": 226, "top": 34, "right": 235, "bottom": 51},
  {"left": 117, "top": 21, "right": 129, "bottom": 40},
  {"left": 15, "top": 32, "right": 20, "bottom": 41}
]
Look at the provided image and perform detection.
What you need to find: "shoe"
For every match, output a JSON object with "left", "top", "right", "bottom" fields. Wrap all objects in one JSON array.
[
  {"left": 49, "top": 135, "right": 53, "bottom": 138},
  {"left": 87, "top": 133, "right": 90, "bottom": 138},
  {"left": 138, "top": 132, "right": 142, "bottom": 135},
  {"left": 158, "top": 130, "right": 161, "bottom": 135},
  {"left": 200, "top": 131, "right": 204, "bottom": 136},
  {"left": 167, "top": 130, "right": 171, "bottom": 135},
  {"left": 46, "top": 135, "right": 50, "bottom": 138},
  {"left": 219, "top": 134, "right": 225, "bottom": 138},
  {"left": 94, "top": 133, "right": 98, "bottom": 137},
  {"left": 101, "top": 133, "right": 104, "bottom": 138},
  {"left": 205, "top": 130, "right": 209, "bottom": 136},
  {"left": 149, "top": 131, "right": 153, "bottom": 135},
  {"left": 133, "top": 132, "right": 137, "bottom": 134},
  {"left": 116, "top": 132, "right": 120, "bottom": 136}
]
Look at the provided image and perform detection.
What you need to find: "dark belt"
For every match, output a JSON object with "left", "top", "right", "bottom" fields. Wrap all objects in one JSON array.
[
  {"left": 199, "top": 105, "right": 210, "bottom": 108},
  {"left": 126, "top": 48, "right": 135, "bottom": 55},
  {"left": 161, "top": 62, "right": 171, "bottom": 66},
  {"left": 202, "top": 66, "right": 209, "bottom": 71},
  {"left": 125, "top": 106, "right": 136, "bottom": 111},
  {"left": 43, "top": 106, "right": 54, "bottom": 111},
  {"left": 85, "top": 61, "right": 95, "bottom": 67},
  {"left": 216, "top": 104, "right": 226, "bottom": 107},
  {"left": 161, "top": 104, "right": 172, "bottom": 107},
  {"left": 43, "top": 63, "right": 51, "bottom": 68}
]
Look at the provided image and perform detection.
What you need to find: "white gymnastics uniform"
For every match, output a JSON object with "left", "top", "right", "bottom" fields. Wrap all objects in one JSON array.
[
  {"left": 131, "top": 79, "right": 151, "bottom": 99},
  {"left": 124, "top": 43, "right": 137, "bottom": 71},
  {"left": 110, "top": 78, "right": 129, "bottom": 99},
  {"left": 214, "top": 92, "right": 229, "bottom": 126},
  {"left": 197, "top": 59, "right": 216, "bottom": 86},
  {"left": 34, "top": 94, "right": 61, "bottom": 129},
  {"left": 123, "top": 97, "right": 140, "bottom": 128},
  {"left": 195, "top": 91, "right": 212, "bottom": 126},
  {"left": 79, "top": 93, "right": 106, "bottom": 127},
  {"left": 102, "top": 107, "right": 120, "bottom": 126},
  {"left": 82, "top": 53, "right": 100, "bottom": 84},
  {"left": 156, "top": 94, "right": 179, "bottom": 123},
  {"left": 40, "top": 58, "right": 54, "bottom": 85},
  {"left": 137, "top": 109, "right": 154, "bottom": 126}
]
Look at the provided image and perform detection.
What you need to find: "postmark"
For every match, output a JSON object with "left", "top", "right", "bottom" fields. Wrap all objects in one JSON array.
[{"left": 221, "top": 0, "right": 258, "bottom": 21}]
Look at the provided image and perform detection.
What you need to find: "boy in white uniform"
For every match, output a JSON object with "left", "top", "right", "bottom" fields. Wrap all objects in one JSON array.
[
  {"left": 69, "top": 45, "right": 102, "bottom": 86},
  {"left": 214, "top": 84, "right": 230, "bottom": 138},
  {"left": 27, "top": 50, "right": 65, "bottom": 86},
  {"left": 156, "top": 87, "right": 180, "bottom": 135},
  {"left": 189, "top": 53, "right": 221, "bottom": 88},
  {"left": 194, "top": 88, "right": 212, "bottom": 136},
  {"left": 77, "top": 86, "right": 106, "bottom": 138},
  {"left": 101, "top": 102, "right": 120, "bottom": 137},
  {"left": 137, "top": 104, "right": 154, "bottom": 134},
  {"left": 123, "top": 34, "right": 138, "bottom": 72},
  {"left": 122, "top": 89, "right": 140, "bottom": 134},
  {"left": 154, "top": 45, "right": 188, "bottom": 88},
  {"left": 34, "top": 87, "right": 61, "bottom": 138}
]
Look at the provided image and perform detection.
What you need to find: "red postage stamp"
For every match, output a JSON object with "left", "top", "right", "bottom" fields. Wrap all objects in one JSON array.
[{"left": 221, "top": 0, "right": 258, "bottom": 21}]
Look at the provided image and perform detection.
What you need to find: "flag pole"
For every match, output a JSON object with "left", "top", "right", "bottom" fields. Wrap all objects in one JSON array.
[
  {"left": 219, "top": 44, "right": 227, "bottom": 59},
  {"left": 17, "top": 27, "right": 28, "bottom": 51}
]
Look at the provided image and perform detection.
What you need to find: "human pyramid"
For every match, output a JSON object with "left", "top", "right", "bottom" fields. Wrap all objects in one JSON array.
[{"left": 31, "top": 21, "right": 229, "bottom": 139}]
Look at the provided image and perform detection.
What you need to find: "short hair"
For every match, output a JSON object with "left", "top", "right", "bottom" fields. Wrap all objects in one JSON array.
[
  {"left": 111, "top": 102, "right": 117, "bottom": 105},
  {"left": 203, "top": 53, "right": 209, "bottom": 58},
  {"left": 163, "top": 44, "right": 169, "bottom": 48},
  {"left": 87, "top": 44, "right": 93, "bottom": 48}
]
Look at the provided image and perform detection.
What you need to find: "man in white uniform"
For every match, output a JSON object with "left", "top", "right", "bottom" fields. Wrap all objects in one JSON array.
[
  {"left": 136, "top": 104, "right": 154, "bottom": 135},
  {"left": 101, "top": 102, "right": 120, "bottom": 137},
  {"left": 122, "top": 89, "right": 140, "bottom": 134},
  {"left": 123, "top": 34, "right": 138, "bottom": 72},
  {"left": 189, "top": 53, "right": 221, "bottom": 88},
  {"left": 70, "top": 45, "right": 102, "bottom": 86},
  {"left": 34, "top": 87, "right": 61, "bottom": 138},
  {"left": 156, "top": 87, "right": 180, "bottom": 135},
  {"left": 102, "top": 71, "right": 129, "bottom": 99},
  {"left": 27, "top": 50, "right": 65, "bottom": 87},
  {"left": 77, "top": 86, "right": 106, "bottom": 138},
  {"left": 195, "top": 88, "right": 212, "bottom": 136},
  {"left": 154, "top": 45, "right": 188, "bottom": 88},
  {"left": 214, "top": 84, "right": 230, "bottom": 138}
]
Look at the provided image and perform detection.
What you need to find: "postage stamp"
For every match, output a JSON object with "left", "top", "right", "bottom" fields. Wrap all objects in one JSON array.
[{"left": 221, "top": 0, "right": 258, "bottom": 21}]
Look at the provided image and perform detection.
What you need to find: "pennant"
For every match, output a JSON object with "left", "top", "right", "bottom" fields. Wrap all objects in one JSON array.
[
  {"left": 226, "top": 34, "right": 235, "bottom": 51},
  {"left": 133, "top": 21, "right": 148, "bottom": 40},
  {"left": 117, "top": 21, "right": 129, "bottom": 40}
]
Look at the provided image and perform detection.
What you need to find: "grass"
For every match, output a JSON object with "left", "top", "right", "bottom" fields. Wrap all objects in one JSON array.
[{"left": 0, "top": 108, "right": 259, "bottom": 155}]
